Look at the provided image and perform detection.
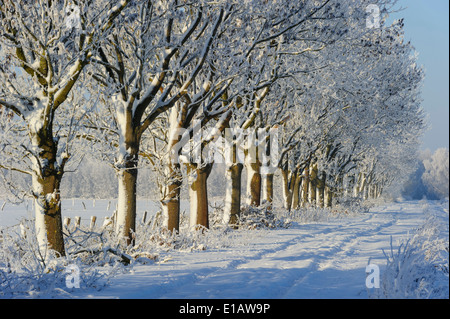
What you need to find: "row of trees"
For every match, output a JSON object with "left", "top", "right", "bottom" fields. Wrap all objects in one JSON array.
[
  {"left": 402, "top": 148, "right": 449, "bottom": 200},
  {"left": 0, "top": 0, "right": 425, "bottom": 257}
]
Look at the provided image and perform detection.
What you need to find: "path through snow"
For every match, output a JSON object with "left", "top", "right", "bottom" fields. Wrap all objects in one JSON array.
[{"left": 70, "top": 200, "right": 448, "bottom": 299}]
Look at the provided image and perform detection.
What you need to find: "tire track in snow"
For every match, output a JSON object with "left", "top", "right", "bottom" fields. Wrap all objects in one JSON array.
[
  {"left": 217, "top": 210, "right": 402, "bottom": 299},
  {"left": 73, "top": 201, "right": 431, "bottom": 299},
  {"left": 156, "top": 232, "right": 318, "bottom": 298},
  {"left": 159, "top": 212, "right": 393, "bottom": 298},
  {"left": 157, "top": 211, "right": 386, "bottom": 298},
  {"left": 279, "top": 208, "right": 403, "bottom": 298}
]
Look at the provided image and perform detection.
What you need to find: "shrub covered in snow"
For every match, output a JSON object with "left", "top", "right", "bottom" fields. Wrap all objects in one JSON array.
[
  {"left": 238, "top": 204, "right": 292, "bottom": 230},
  {"left": 0, "top": 219, "right": 122, "bottom": 298},
  {"left": 373, "top": 202, "right": 449, "bottom": 299}
]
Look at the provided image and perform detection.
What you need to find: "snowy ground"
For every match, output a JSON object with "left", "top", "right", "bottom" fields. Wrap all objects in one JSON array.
[
  {"left": 0, "top": 199, "right": 162, "bottom": 228},
  {"left": 40, "top": 199, "right": 445, "bottom": 299},
  {"left": 0, "top": 199, "right": 447, "bottom": 299}
]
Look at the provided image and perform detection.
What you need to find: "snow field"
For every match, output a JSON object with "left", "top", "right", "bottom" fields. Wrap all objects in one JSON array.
[
  {"left": 0, "top": 199, "right": 447, "bottom": 299},
  {"left": 0, "top": 199, "right": 171, "bottom": 228},
  {"left": 65, "top": 200, "right": 447, "bottom": 299}
]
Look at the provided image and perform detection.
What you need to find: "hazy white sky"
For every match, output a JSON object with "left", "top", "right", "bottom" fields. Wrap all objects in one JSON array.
[{"left": 391, "top": 0, "right": 449, "bottom": 151}]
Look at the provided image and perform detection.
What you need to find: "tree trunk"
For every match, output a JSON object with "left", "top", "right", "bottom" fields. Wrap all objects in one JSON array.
[
  {"left": 317, "top": 185, "right": 324, "bottom": 208},
  {"left": 325, "top": 185, "right": 333, "bottom": 208},
  {"left": 161, "top": 161, "right": 182, "bottom": 233},
  {"left": 160, "top": 104, "right": 187, "bottom": 233},
  {"left": 245, "top": 130, "right": 261, "bottom": 206},
  {"left": 223, "top": 127, "right": 244, "bottom": 226},
  {"left": 301, "top": 167, "right": 309, "bottom": 207},
  {"left": 316, "top": 172, "right": 325, "bottom": 208},
  {"left": 360, "top": 174, "right": 367, "bottom": 200},
  {"left": 375, "top": 184, "right": 381, "bottom": 198},
  {"left": 245, "top": 161, "right": 261, "bottom": 207},
  {"left": 188, "top": 163, "right": 212, "bottom": 229},
  {"left": 292, "top": 172, "right": 301, "bottom": 210},
  {"left": 32, "top": 168, "right": 65, "bottom": 257},
  {"left": 354, "top": 173, "right": 366, "bottom": 198},
  {"left": 224, "top": 163, "right": 243, "bottom": 226},
  {"left": 115, "top": 104, "right": 141, "bottom": 245},
  {"left": 353, "top": 176, "right": 360, "bottom": 197},
  {"left": 281, "top": 168, "right": 293, "bottom": 211},
  {"left": 31, "top": 129, "right": 65, "bottom": 257},
  {"left": 262, "top": 173, "right": 274, "bottom": 208},
  {"left": 260, "top": 126, "right": 276, "bottom": 210},
  {"left": 116, "top": 161, "right": 137, "bottom": 246},
  {"left": 161, "top": 169, "right": 181, "bottom": 233},
  {"left": 308, "top": 164, "right": 318, "bottom": 205}
]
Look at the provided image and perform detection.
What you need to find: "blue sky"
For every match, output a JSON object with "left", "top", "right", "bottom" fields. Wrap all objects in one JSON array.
[{"left": 390, "top": 0, "right": 449, "bottom": 151}]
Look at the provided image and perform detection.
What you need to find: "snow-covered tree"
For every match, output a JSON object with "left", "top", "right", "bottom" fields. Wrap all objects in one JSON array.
[
  {"left": 0, "top": 0, "right": 129, "bottom": 256},
  {"left": 422, "top": 148, "right": 449, "bottom": 199},
  {"left": 274, "top": 16, "right": 425, "bottom": 209},
  {"left": 84, "top": 1, "right": 236, "bottom": 241}
]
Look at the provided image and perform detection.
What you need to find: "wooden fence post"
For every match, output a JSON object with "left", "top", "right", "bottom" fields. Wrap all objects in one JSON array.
[{"left": 90, "top": 216, "right": 97, "bottom": 230}]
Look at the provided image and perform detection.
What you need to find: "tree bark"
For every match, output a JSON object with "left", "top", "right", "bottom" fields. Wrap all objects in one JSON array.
[
  {"left": 116, "top": 161, "right": 137, "bottom": 246},
  {"left": 301, "top": 167, "right": 309, "bottom": 207},
  {"left": 316, "top": 171, "right": 326, "bottom": 208},
  {"left": 223, "top": 126, "right": 244, "bottom": 226},
  {"left": 260, "top": 125, "right": 276, "bottom": 210},
  {"left": 292, "top": 172, "right": 301, "bottom": 210},
  {"left": 161, "top": 163, "right": 182, "bottom": 233},
  {"left": 245, "top": 156, "right": 261, "bottom": 207},
  {"left": 31, "top": 128, "right": 65, "bottom": 257},
  {"left": 244, "top": 129, "right": 261, "bottom": 207},
  {"left": 224, "top": 163, "right": 243, "bottom": 226},
  {"left": 281, "top": 168, "right": 293, "bottom": 211},
  {"left": 115, "top": 114, "right": 140, "bottom": 245},
  {"left": 308, "top": 163, "right": 318, "bottom": 205},
  {"left": 262, "top": 173, "right": 274, "bottom": 209},
  {"left": 325, "top": 185, "right": 333, "bottom": 208},
  {"left": 32, "top": 167, "right": 65, "bottom": 257},
  {"left": 188, "top": 163, "right": 212, "bottom": 229}
]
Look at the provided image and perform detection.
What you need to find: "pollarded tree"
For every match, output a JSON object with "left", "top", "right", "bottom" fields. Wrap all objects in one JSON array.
[
  {"left": 283, "top": 18, "right": 426, "bottom": 207},
  {"left": 140, "top": 0, "right": 348, "bottom": 230},
  {"left": 0, "top": 0, "right": 129, "bottom": 256},
  {"left": 87, "top": 0, "right": 230, "bottom": 242},
  {"left": 219, "top": 0, "right": 368, "bottom": 221},
  {"left": 233, "top": 0, "right": 405, "bottom": 211}
]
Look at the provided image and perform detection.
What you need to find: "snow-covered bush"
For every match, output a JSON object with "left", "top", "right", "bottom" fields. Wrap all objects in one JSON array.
[
  {"left": 286, "top": 206, "right": 337, "bottom": 224},
  {"left": 0, "top": 204, "right": 277, "bottom": 298},
  {"left": 0, "top": 219, "right": 121, "bottom": 298},
  {"left": 232, "top": 201, "right": 367, "bottom": 229},
  {"left": 333, "top": 195, "right": 374, "bottom": 214},
  {"left": 237, "top": 204, "right": 292, "bottom": 230},
  {"left": 374, "top": 204, "right": 449, "bottom": 299},
  {"left": 134, "top": 207, "right": 256, "bottom": 252}
]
